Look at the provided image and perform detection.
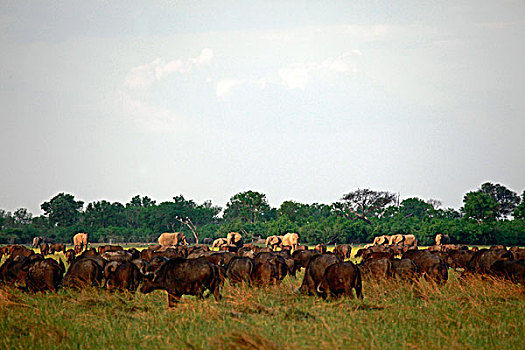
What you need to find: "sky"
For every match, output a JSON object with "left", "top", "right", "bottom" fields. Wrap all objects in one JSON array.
[{"left": 1, "top": 1, "right": 525, "bottom": 215}]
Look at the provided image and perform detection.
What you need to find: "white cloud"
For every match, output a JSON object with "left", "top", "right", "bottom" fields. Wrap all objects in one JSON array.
[
  {"left": 319, "top": 53, "right": 358, "bottom": 74},
  {"left": 215, "top": 79, "right": 241, "bottom": 100},
  {"left": 116, "top": 90, "right": 183, "bottom": 133},
  {"left": 278, "top": 65, "right": 313, "bottom": 90},
  {"left": 191, "top": 48, "right": 214, "bottom": 66},
  {"left": 124, "top": 48, "right": 214, "bottom": 90},
  {"left": 278, "top": 51, "right": 359, "bottom": 89}
]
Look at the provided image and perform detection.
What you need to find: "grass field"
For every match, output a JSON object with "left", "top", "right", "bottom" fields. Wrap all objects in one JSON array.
[{"left": 1, "top": 249, "right": 524, "bottom": 350}]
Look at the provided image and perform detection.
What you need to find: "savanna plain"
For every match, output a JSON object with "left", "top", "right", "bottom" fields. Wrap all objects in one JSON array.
[{"left": 1, "top": 247, "right": 524, "bottom": 350}]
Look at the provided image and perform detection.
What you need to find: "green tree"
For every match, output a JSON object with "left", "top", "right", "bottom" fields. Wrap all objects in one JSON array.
[
  {"left": 125, "top": 195, "right": 156, "bottom": 229},
  {"left": 340, "top": 188, "right": 397, "bottom": 224},
  {"left": 41, "top": 193, "right": 84, "bottom": 227},
  {"left": 128, "top": 195, "right": 156, "bottom": 208},
  {"left": 462, "top": 191, "right": 498, "bottom": 224},
  {"left": 84, "top": 200, "right": 125, "bottom": 228},
  {"left": 223, "top": 191, "right": 273, "bottom": 224},
  {"left": 480, "top": 182, "right": 520, "bottom": 219},
  {"left": 513, "top": 191, "right": 525, "bottom": 219},
  {"left": 399, "top": 198, "right": 434, "bottom": 219},
  {"left": 0, "top": 209, "right": 12, "bottom": 229},
  {"left": 12, "top": 208, "right": 33, "bottom": 227}
]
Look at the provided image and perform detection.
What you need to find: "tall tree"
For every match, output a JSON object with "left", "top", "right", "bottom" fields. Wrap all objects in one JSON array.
[
  {"left": 12, "top": 208, "right": 33, "bottom": 226},
  {"left": 125, "top": 195, "right": 157, "bottom": 229},
  {"left": 223, "top": 191, "right": 272, "bottom": 224},
  {"left": 340, "top": 189, "right": 397, "bottom": 224},
  {"left": 127, "top": 195, "right": 156, "bottom": 208},
  {"left": 399, "top": 198, "right": 433, "bottom": 219},
  {"left": 84, "top": 200, "right": 125, "bottom": 228},
  {"left": 0, "top": 209, "right": 8, "bottom": 229},
  {"left": 462, "top": 191, "right": 498, "bottom": 224},
  {"left": 480, "top": 182, "right": 520, "bottom": 219},
  {"left": 513, "top": 191, "right": 525, "bottom": 219},
  {"left": 41, "top": 193, "right": 84, "bottom": 227}
]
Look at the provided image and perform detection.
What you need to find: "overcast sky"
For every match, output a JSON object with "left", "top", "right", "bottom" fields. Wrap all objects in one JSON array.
[{"left": 1, "top": 1, "right": 524, "bottom": 215}]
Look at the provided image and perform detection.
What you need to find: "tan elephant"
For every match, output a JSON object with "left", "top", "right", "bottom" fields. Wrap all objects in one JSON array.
[
  {"left": 389, "top": 234, "right": 405, "bottom": 246},
  {"left": 373, "top": 235, "right": 390, "bottom": 245},
  {"left": 403, "top": 234, "right": 418, "bottom": 247},
  {"left": 226, "top": 232, "right": 243, "bottom": 248},
  {"left": 158, "top": 232, "right": 188, "bottom": 247},
  {"left": 435, "top": 234, "right": 450, "bottom": 246},
  {"left": 73, "top": 232, "right": 89, "bottom": 251},
  {"left": 281, "top": 233, "right": 299, "bottom": 251},
  {"left": 265, "top": 236, "right": 282, "bottom": 251},
  {"left": 212, "top": 238, "right": 228, "bottom": 249},
  {"left": 32, "top": 237, "right": 42, "bottom": 248}
]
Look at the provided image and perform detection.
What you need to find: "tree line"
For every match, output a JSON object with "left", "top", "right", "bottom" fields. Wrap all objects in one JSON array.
[{"left": 1, "top": 182, "right": 524, "bottom": 246}]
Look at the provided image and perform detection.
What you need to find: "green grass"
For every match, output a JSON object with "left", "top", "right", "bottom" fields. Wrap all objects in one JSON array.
[{"left": 1, "top": 267, "right": 524, "bottom": 349}]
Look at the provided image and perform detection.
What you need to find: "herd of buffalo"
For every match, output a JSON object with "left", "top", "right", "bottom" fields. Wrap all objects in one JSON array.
[{"left": 0, "top": 232, "right": 524, "bottom": 307}]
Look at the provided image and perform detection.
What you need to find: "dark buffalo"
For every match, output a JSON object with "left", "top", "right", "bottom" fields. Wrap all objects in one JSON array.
[
  {"left": 467, "top": 249, "right": 514, "bottom": 274},
  {"left": 446, "top": 250, "right": 475, "bottom": 270},
  {"left": 226, "top": 256, "right": 255, "bottom": 285},
  {"left": 333, "top": 244, "right": 352, "bottom": 260},
  {"left": 237, "top": 247, "right": 256, "bottom": 259},
  {"left": 151, "top": 247, "right": 187, "bottom": 260},
  {"left": 272, "top": 252, "right": 297, "bottom": 277},
  {"left": 360, "top": 258, "right": 392, "bottom": 280},
  {"left": 0, "top": 256, "right": 29, "bottom": 284},
  {"left": 187, "top": 250, "right": 215, "bottom": 259},
  {"left": 391, "top": 258, "right": 420, "bottom": 281},
  {"left": 148, "top": 256, "right": 169, "bottom": 272},
  {"left": 102, "top": 250, "right": 133, "bottom": 263},
  {"left": 8, "top": 245, "right": 33, "bottom": 259},
  {"left": 251, "top": 261, "right": 278, "bottom": 286},
  {"left": 49, "top": 243, "right": 66, "bottom": 254},
  {"left": 24, "top": 258, "right": 66, "bottom": 292},
  {"left": 490, "top": 260, "right": 525, "bottom": 284},
  {"left": 98, "top": 245, "right": 124, "bottom": 254},
  {"left": 356, "top": 246, "right": 393, "bottom": 259},
  {"left": 140, "top": 258, "right": 221, "bottom": 307},
  {"left": 105, "top": 262, "right": 143, "bottom": 292},
  {"left": 362, "top": 251, "right": 394, "bottom": 261},
  {"left": 131, "top": 258, "right": 149, "bottom": 274},
  {"left": 79, "top": 248, "right": 98, "bottom": 258},
  {"left": 317, "top": 262, "right": 363, "bottom": 299},
  {"left": 187, "top": 245, "right": 210, "bottom": 256},
  {"left": 140, "top": 245, "right": 162, "bottom": 261},
  {"left": 292, "top": 250, "right": 319, "bottom": 272},
  {"left": 63, "top": 258, "right": 103, "bottom": 288},
  {"left": 509, "top": 247, "right": 525, "bottom": 260},
  {"left": 298, "top": 254, "right": 341, "bottom": 295},
  {"left": 203, "top": 237, "right": 213, "bottom": 245},
  {"left": 127, "top": 248, "right": 141, "bottom": 260},
  {"left": 104, "top": 261, "right": 121, "bottom": 281},
  {"left": 251, "top": 253, "right": 288, "bottom": 285},
  {"left": 39, "top": 243, "right": 50, "bottom": 256},
  {"left": 203, "top": 252, "right": 235, "bottom": 267},
  {"left": 405, "top": 250, "right": 448, "bottom": 284}
]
